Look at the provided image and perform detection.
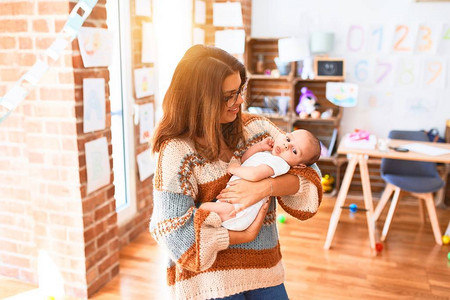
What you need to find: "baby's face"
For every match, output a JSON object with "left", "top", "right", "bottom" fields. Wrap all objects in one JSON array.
[{"left": 271, "top": 130, "right": 312, "bottom": 166}]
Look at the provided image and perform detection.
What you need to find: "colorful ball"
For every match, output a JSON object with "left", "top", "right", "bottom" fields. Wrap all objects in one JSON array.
[
  {"left": 442, "top": 235, "right": 450, "bottom": 245},
  {"left": 375, "top": 242, "right": 383, "bottom": 252},
  {"left": 448, "top": 252, "right": 450, "bottom": 261},
  {"left": 277, "top": 214, "right": 286, "bottom": 223},
  {"left": 349, "top": 203, "right": 357, "bottom": 213}
]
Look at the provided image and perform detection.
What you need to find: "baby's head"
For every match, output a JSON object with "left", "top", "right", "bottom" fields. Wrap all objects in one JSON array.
[{"left": 271, "top": 129, "right": 321, "bottom": 167}]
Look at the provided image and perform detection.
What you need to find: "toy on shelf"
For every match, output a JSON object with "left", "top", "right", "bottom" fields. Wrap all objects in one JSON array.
[
  {"left": 296, "top": 87, "right": 317, "bottom": 119},
  {"left": 321, "top": 174, "right": 335, "bottom": 193}
]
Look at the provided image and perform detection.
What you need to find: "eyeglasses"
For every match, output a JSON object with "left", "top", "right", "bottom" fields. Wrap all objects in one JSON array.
[{"left": 223, "top": 82, "right": 247, "bottom": 108}]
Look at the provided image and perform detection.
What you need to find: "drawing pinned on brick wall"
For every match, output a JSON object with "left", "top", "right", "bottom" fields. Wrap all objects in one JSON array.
[
  {"left": 134, "top": 67, "right": 155, "bottom": 98},
  {"left": 213, "top": 2, "right": 243, "bottom": 27},
  {"left": 85, "top": 137, "right": 110, "bottom": 194},
  {"left": 215, "top": 30, "right": 245, "bottom": 54},
  {"left": 78, "top": 27, "right": 114, "bottom": 67},
  {"left": 137, "top": 149, "right": 156, "bottom": 181},
  {"left": 193, "top": 28, "right": 205, "bottom": 45},
  {"left": 139, "top": 102, "right": 154, "bottom": 144},
  {"left": 135, "top": 0, "right": 152, "bottom": 17},
  {"left": 194, "top": 0, "right": 206, "bottom": 24},
  {"left": 141, "top": 22, "right": 156, "bottom": 63},
  {"left": 83, "top": 78, "right": 105, "bottom": 133}
]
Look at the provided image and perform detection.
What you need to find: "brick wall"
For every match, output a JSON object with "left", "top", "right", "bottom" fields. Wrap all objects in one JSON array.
[{"left": 0, "top": 0, "right": 118, "bottom": 298}]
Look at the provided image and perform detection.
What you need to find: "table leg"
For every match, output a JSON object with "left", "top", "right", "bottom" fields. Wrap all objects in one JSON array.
[
  {"left": 324, "top": 155, "right": 358, "bottom": 250},
  {"left": 358, "top": 155, "right": 376, "bottom": 249},
  {"left": 435, "top": 163, "right": 449, "bottom": 207}
]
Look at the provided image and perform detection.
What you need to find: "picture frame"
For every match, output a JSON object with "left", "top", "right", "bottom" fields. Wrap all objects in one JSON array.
[{"left": 314, "top": 57, "right": 345, "bottom": 80}]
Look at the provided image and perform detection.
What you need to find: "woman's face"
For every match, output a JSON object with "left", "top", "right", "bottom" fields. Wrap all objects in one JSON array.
[{"left": 220, "top": 71, "right": 243, "bottom": 124}]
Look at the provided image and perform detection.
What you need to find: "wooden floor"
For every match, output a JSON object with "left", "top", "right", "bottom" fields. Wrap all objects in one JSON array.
[
  {"left": 2, "top": 195, "right": 450, "bottom": 299},
  {"left": 92, "top": 195, "right": 450, "bottom": 300}
]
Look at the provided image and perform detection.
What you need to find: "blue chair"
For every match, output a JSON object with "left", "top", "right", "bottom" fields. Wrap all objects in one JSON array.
[{"left": 373, "top": 130, "right": 444, "bottom": 245}]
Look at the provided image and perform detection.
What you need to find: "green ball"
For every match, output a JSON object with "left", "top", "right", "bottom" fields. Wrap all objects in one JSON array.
[
  {"left": 448, "top": 252, "right": 450, "bottom": 261},
  {"left": 277, "top": 214, "right": 286, "bottom": 223}
]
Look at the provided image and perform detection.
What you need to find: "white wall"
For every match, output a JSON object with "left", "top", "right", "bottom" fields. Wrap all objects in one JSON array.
[{"left": 252, "top": 0, "right": 450, "bottom": 139}]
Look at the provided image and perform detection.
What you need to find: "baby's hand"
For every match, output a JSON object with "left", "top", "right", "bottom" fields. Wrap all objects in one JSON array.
[
  {"left": 227, "top": 162, "right": 240, "bottom": 175},
  {"left": 259, "top": 137, "right": 274, "bottom": 151}
]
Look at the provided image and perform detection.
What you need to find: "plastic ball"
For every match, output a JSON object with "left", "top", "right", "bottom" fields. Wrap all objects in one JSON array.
[
  {"left": 277, "top": 214, "right": 286, "bottom": 223},
  {"left": 448, "top": 252, "right": 450, "bottom": 261},
  {"left": 442, "top": 235, "right": 450, "bottom": 245},
  {"left": 375, "top": 242, "right": 383, "bottom": 252},
  {"left": 349, "top": 203, "right": 357, "bottom": 213}
]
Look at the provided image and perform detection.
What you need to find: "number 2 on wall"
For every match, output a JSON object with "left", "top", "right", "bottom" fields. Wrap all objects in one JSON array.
[{"left": 393, "top": 25, "right": 411, "bottom": 52}]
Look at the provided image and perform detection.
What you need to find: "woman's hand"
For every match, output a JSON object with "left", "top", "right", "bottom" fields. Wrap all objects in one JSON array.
[
  {"left": 217, "top": 179, "right": 270, "bottom": 214},
  {"left": 228, "top": 200, "right": 270, "bottom": 245}
]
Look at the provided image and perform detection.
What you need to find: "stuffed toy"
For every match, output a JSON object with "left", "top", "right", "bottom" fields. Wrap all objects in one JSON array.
[{"left": 296, "top": 87, "right": 317, "bottom": 118}]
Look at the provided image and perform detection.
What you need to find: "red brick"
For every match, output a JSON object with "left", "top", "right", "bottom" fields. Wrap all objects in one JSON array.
[
  {"left": 18, "top": 37, "right": 33, "bottom": 49},
  {"left": 0, "top": 2, "right": 34, "bottom": 15},
  {"left": 36, "top": 37, "right": 56, "bottom": 50},
  {"left": 0, "top": 253, "right": 31, "bottom": 268},
  {"left": 0, "top": 36, "right": 16, "bottom": 49},
  {"left": 32, "top": 19, "right": 49, "bottom": 32},
  {"left": 0, "top": 68, "right": 23, "bottom": 82},
  {"left": 38, "top": 2, "right": 70, "bottom": 15},
  {"left": 18, "top": 53, "right": 36, "bottom": 67},
  {"left": 54, "top": 19, "right": 67, "bottom": 32},
  {"left": 0, "top": 265, "right": 19, "bottom": 278},
  {"left": 0, "top": 20, "right": 28, "bottom": 33}
]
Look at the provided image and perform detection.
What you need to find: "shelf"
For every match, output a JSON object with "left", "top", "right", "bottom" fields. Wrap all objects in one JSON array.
[
  {"left": 247, "top": 74, "right": 291, "bottom": 81},
  {"left": 292, "top": 116, "right": 340, "bottom": 124}
]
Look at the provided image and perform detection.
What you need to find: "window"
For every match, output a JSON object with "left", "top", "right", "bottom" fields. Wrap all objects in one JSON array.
[{"left": 106, "top": 0, "right": 137, "bottom": 225}]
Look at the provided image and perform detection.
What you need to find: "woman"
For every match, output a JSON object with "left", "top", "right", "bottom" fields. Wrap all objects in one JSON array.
[{"left": 150, "top": 45, "right": 322, "bottom": 300}]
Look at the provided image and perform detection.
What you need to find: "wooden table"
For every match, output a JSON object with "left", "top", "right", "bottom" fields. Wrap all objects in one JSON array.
[{"left": 323, "top": 139, "right": 450, "bottom": 250}]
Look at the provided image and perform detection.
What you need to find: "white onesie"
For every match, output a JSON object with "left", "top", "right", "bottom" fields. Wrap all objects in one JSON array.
[{"left": 221, "top": 151, "right": 290, "bottom": 231}]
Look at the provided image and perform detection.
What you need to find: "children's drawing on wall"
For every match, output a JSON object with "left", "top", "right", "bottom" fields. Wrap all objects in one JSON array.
[
  {"left": 134, "top": 68, "right": 155, "bottom": 99},
  {"left": 404, "top": 90, "right": 438, "bottom": 114},
  {"left": 326, "top": 82, "right": 358, "bottom": 107},
  {"left": 135, "top": 0, "right": 152, "bottom": 17},
  {"left": 139, "top": 103, "right": 154, "bottom": 144},
  {"left": 421, "top": 57, "right": 447, "bottom": 88},
  {"left": 136, "top": 149, "right": 156, "bottom": 182},
  {"left": 391, "top": 23, "right": 417, "bottom": 53},
  {"left": 85, "top": 137, "right": 110, "bottom": 194},
  {"left": 437, "top": 23, "right": 450, "bottom": 54},
  {"left": 83, "top": 78, "right": 105, "bottom": 133},
  {"left": 359, "top": 89, "right": 395, "bottom": 111},
  {"left": 141, "top": 22, "right": 156, "bottom": 63},
  {"left": 415, "top": 22, "right": 442, "bottom": 54},
  {"left": 393, "top": 57, "right": 420, "bottom": 87},
  {"left": 194, "top": 0, "right": 206, "bottom": 24},
  {"left": 78, "top": 27, "right": 114, "bottom": 67}
]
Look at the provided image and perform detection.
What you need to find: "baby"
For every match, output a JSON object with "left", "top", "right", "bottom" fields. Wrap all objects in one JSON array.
[{"left": 200, "top": 129, "right": 321, "bottom": 231}]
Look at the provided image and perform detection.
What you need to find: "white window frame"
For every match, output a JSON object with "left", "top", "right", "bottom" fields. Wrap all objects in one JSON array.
[{"left": 107, "top": 0, "right": 137, "bottom": 226}]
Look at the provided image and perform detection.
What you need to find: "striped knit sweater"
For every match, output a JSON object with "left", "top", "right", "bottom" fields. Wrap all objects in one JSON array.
[{"left": 150, "top": 114, "right": 323, "bottom": 300}]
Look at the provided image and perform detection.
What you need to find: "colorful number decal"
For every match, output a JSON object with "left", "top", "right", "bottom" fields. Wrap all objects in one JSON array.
[
  {"left": 393, "top": 25, "right": 411, "bottom": 51},
  {"left": 347, "top": 25, "right": 365, "bottom": 52},
  {"left": 418, "top": 25, "right": 433, "bottom": 52},
  {"left": 371, "top": 26, "right": 383, "bottom": 52},
  {"left": 443, "top": 28, "right": 450, "bottom": 40},
  {"left": 398, "top": 60, "right": 415, "bottom": 85},
  {"left": 375, "top": 61, "right": 392, "bottom": 84},
  {"left": 426, "top": 62, "right": 443, "bottom": 85},
  {"left": 354, "top": 60, "right": 369, "bottom": 82}
]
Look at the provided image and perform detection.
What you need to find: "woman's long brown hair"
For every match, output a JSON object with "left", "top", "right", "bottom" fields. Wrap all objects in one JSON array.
[{"left": 152, "top": 45, "right": 247, "bottom": 160}]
